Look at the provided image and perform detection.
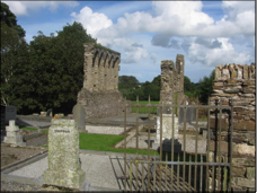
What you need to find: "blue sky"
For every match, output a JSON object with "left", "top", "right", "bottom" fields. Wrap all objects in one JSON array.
[{"left": 4, "top": 1, "right": 255, "bottom": 83}]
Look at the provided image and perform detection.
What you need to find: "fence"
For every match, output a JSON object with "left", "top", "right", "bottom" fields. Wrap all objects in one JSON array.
[{"left": 121, "top": 100, "right": 233, "bottom": 192}]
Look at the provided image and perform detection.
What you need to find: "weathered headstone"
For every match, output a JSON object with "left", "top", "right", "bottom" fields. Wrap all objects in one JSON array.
[
  {"left": 3, "top": 120, "right": 25, "bottom": 147},
  {"left": 5, "top": 105, "right": 17, "bottom": 124},
  {"left": 43, "top": 119, "right": 85, "bottom": 190},
  {"left": 178, "top": 107, "right": 196, "bottom": 124},
  {"left": 72, "top": 103, "right": 86, "bottom": 132},
  {"left": 156, "top": 114, "right": 179, "bottom": 143}
]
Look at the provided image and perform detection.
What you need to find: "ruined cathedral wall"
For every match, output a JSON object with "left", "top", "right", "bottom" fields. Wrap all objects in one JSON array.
[
  {"left": 209, "top": 63, "right": 256, "bottom": 191},
  {"left": 78, "top": 43, "right": 125, "bottom": 119}
]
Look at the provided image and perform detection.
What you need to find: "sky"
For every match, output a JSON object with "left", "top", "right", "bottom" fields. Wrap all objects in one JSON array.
[{"left": 4, "top": 0, "right": 256, "bottom": 83}]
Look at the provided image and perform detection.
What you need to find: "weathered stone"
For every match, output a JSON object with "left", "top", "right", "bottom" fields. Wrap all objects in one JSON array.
[
  {"left": 232, "top": 166, "right": 246, "bottom": 177},
  {"left": 72, "top": 103, "right": 86, "bottom": 131},
  {"left": 235, "top": 177, "right": 255, "bottom": 188},
  {"left": 156, "top": 114, "right": 179, "bottom": 143},
  {"left": 233, "top": 120, "right": 255, "bottom": 131},
  {"left": 78, "top": 43, "right": 126, "bottom": 119},
  {"left": 233, "top": 143, "right": 255, "bottom": 157},
  {"left": 246, "top": 167, "right": 255, "bottom": 179},
  {"left": 223, "top": 88, "right": 241, "bottom": 94},
  {"left": 232, "top": 158, "right": 255, "bottom": 167},
  {"left": 3, "top": 120, "right": 26, "bottom": 147},
  {"left": 43, "top": 119, "right": 85, "bottom": 190}
]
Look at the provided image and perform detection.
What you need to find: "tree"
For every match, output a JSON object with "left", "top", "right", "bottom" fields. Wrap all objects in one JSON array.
[
  {"left": 27, "top": 22, "right": 97, "bottom": 114},
  {"left": 196, "top": 71, "right": 214, "bottom": 104},
  {"left": 1, "top": 2, "right": 28, "bottom": 108}
]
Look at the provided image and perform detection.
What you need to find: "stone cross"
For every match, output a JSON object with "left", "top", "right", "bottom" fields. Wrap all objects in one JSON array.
[
  {"left": 72, "top": 103, "right": 86, "bottom": 132},
  {"left": 43, "top": 119, "right": 85, "bottom": 190},
  {"left": 3, "top": 120, "right": 25, "bottom": 147}
]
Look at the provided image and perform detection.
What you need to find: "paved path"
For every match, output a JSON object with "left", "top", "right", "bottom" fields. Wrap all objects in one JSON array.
[{"left": 7, "top": 151, "right": 128, "bottom": 191}]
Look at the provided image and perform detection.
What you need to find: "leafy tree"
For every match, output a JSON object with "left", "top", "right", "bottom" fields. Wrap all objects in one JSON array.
[
  {"left": 27, "top": 22, "right": 97, "bottom": 114},
  {"left": 118, "top": 75, "right": 141, "bottom": 100},
  {"left": 1, "top": 2, "right": 28, "bottom": 108},
  {"left": 196, "top": 71, "right": 214, "bottom": 104}
]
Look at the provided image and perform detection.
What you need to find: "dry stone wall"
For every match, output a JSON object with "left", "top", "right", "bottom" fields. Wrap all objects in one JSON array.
[
  {"left": 209, "top": 63, "right": 256, "bottom": 192},
  {"left": 78, "top": 43, "right": 125, "bottom": 119}
]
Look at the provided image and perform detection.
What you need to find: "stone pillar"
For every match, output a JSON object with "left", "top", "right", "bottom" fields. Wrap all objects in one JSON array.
[
  {"left": 3, "top": 120, "right": 26, "bottom": 147},
  {"left": 160, "top": 60, "right": 174, "bottom": 105},
  {"left": 72, "top": 103, "right": 86, "bottom": 132},
  {"left": 43, "top": 119, "right": 85, "bottom": 190},
  {"left": 113, "top": 58, "right": 120, "bottom": 91},
  {"left": 91, "top": 52, "right": 99, "bottom": 91},
  {"left": 98, "top": 52, "right": 105, "bottom": 91},
  {"left": 83, "top": 44, "right": 94, "bottom": 91}
]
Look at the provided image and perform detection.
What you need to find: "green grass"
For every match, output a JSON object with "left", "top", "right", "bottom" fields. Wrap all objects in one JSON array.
[
  {"left": 79, "top": 133, "right": 158, "bottom": 155},
  {"left": 131, "top": 101, "right": 159, "bottom": 114},
  {"left": 20, "top": 127, "right": 38, "bottom": 131}
]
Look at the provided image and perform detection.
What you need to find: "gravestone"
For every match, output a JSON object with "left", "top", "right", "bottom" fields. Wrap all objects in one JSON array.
[
  {"left": 72, "top": 103, "right": 86, "bottom": 132},
  {"left": 178, "top": 107, "right": 196, "bottom": 124},
  {"left": 43, "top": 119, "right": 85, "bottom": 190},
  {"left": 3, "top": 120, "right": 25, "bottom": 147},
  {"left": 156, "top": 114, "right": 179, "bottom": 143}
]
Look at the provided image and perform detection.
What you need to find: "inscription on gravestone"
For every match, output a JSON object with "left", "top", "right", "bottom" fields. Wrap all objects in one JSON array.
[
  {"left": 43, "top": 119, "right": 85, "bottom": 190},
  {"left": 72, "top": 103, "right": 86, "bottom": 131}
]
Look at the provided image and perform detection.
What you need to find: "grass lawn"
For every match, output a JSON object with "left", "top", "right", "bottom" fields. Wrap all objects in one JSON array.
[
  {"left": 79, "top": 133, "right": 158, "bottom": 156},
  {"left": 20, "top": 127, "right": 38, "bottom": 131},
  {"left": 131, "top": 100, "right": 159, "bottom": 114}
]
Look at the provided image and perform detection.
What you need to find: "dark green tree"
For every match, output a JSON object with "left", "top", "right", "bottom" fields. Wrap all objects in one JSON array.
[
  {"left": 1, "top": 2, "right": 29, "bottom": 109},
  {"left": 27, "top": 22, "right": 97, "bottom": 114},
  {"left": 196, "top": 71, "right": 214, "bottom": 104}
]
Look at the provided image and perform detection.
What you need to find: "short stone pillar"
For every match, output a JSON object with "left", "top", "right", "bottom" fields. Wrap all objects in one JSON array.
[
  {"left": 3, "top": 120, "right": 25, "bottom": 147},
  {"left": 72, "top": 103, "right": 86, "bottom": 132},
  {"left": 43, "top": 119, "right": 85, "bottom": 190},
  {"left": 156, "top": 114, "right": 179, "bottom": 143}
]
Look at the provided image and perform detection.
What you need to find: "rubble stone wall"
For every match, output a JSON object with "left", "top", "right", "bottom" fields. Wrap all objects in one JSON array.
[
  {"left": 209, "top": 63, "right": 256, "bottom": 192},
  {"left": 78, "top": 44, "right": 125, "bottom": 119}
]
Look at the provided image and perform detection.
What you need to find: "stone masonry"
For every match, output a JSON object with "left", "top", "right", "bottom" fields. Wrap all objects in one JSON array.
[
  {"left": 209, "top": 63, "right": 256, "bottom": 192},
  {"left": 77, "top": 43, "right": 126, "bottom": 119},
  {"left": 156, "top": 54, "right": 184, "bottom": 144},
  {"left": 160, "top": 54, "right": 185, "bottom": 107}
]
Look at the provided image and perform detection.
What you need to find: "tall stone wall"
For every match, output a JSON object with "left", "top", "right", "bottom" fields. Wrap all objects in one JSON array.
[
  {"left": 160, "top": 54, "right": 185, "bottom": 108},
  {"left": 78, "top": 43, "right": 125, "bottom": 119},
  {"left": 209, "top": 63, "right": 256, "bottom": 191}
]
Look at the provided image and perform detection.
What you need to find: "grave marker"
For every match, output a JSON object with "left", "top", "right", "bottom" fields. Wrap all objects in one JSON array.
[
  {"left": 72, "top": 103, "right": 86, "bottom": 131},
  {"left": 43, "top": 119, "right": 85, "bottom": 190},
  {"left": 3, "top": 120, "right": 25, "bottom": 147}
]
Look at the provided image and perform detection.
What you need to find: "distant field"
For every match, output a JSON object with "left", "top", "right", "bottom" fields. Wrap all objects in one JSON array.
[{"left": 131, "top": 100, "right": 159, "bottom": 114}]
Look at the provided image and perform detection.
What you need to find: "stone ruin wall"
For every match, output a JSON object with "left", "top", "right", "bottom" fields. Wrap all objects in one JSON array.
[
  {"left": 209, "top": 63, "right": 256, "bottom": 191},
  {"left": 160, "top": 54, "right": 185, "bottom": 108},
  {"left": 77, "top": 43, "right": 125, "bottom": 119}
]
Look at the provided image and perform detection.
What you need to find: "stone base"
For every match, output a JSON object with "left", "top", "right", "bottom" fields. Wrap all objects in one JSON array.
[
  {"left": 3, "top": 137, "right": 26, "bottom": 147},
  {"left": 78, "top": 89, "right": 127, "bottom": 119},
  {"left": 43, "top": 169, "right": 85, "bottom": 190}
]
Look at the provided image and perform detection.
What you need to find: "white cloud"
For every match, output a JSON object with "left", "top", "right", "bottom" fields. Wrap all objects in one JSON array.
[
  {"left": 71, "top": 7, "right": 112, "bottom": 37},
  {"left": 188, "top": 37, "right": 251, "bottom": 66},
  {"left": 3, "top": 1, "right": 79, "bottom": 16}
]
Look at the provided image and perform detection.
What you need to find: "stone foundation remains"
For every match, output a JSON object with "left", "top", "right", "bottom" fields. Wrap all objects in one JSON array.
[
  {"left": 77, "top": 44, "right": 126, "bottom": 119},
  {"left": 209, "top": 63, "right": 256, "bottom": 192}
]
